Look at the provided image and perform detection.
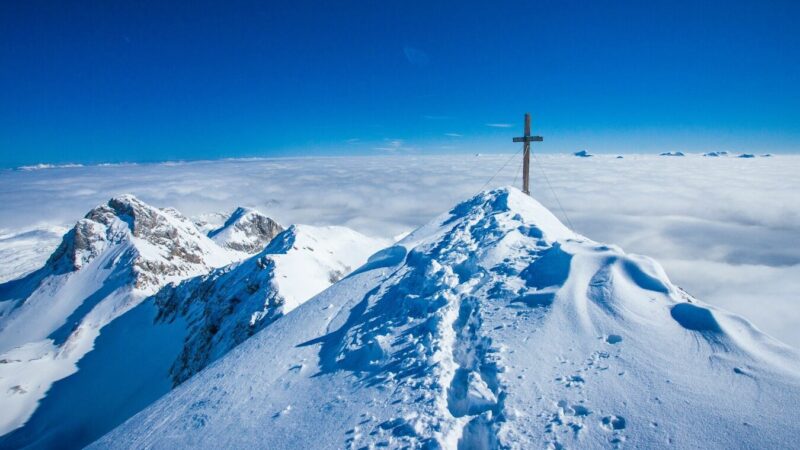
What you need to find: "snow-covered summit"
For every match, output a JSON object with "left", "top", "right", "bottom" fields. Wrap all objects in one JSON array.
[
  {"left": 0, "top": 217, "right": 387, "bottom": 449},
  {"left": 0, "top": 195, "right": 236, "bottom": 351},
  {"left": 94, "top": 187, "right": 800, "bottom": 449},
  {"left": 45, "top": 194, "right": 234, "bottom": 288},
  {"left": 208, "top": 206, "right": 284, "bottom": 254},
  {"left": 0, "top": 195, "right": 241, "bottom": 436}
]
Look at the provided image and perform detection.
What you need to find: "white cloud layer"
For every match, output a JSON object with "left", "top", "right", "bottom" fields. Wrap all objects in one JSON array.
[{"left": 1, "top": 154, "right": 798, "bottom": 347}]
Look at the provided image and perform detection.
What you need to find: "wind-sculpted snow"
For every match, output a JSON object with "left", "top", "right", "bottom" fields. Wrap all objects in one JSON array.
[{"left": 92, "top": 187, "right": 800, "bottom": 449}]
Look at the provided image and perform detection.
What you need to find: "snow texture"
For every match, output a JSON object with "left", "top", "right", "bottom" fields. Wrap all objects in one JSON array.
[{"left": 92, "top": 187, "right": 800, "bottom": 449}]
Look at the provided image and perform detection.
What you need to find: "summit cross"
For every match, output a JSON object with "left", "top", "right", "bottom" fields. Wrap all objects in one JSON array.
[{"left": 512, "top": 113, "right": 543, "bottom": 195}]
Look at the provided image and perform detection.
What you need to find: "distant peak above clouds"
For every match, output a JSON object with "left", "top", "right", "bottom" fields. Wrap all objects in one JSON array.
[{"left": 208, "top": 207, "right": 284, "bottom": 254}]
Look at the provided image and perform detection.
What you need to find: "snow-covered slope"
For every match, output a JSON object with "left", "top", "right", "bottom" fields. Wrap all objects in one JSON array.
[
  {"left": 207, "top": 207, "right": 284, "bottom": 254},
  {"left": 0, "top": 224, "right": 387, "bottom": 449},
  {"left": 156, "top": 224, "right": 387, "bottom": 385},
  {"left": 94, "top": 187, "right": 800, "bottom": 449},
  {"left": 0, "top": 195, "right": 241, "bottom": 436}
]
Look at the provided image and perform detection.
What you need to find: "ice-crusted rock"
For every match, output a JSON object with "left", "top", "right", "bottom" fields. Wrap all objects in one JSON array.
[
  {"left": 659, "top": 151, "right": 685, "bottom": 156},
  {"left": 208, "top": 207, "right": 284, "bottom": 254},
  {"left": 93, "top": 187, "right": 800, "bottom": 450}
]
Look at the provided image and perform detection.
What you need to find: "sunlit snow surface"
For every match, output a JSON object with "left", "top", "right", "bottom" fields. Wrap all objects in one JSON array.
[
  {"left": 0, "top": 219, "right": 387, "bottom": 449},
  {"left": 91, "top": 188, "right": 800, "bottom": 449},
  {"left": 1, "top": 154, "right": 797, "bottom": 348}
]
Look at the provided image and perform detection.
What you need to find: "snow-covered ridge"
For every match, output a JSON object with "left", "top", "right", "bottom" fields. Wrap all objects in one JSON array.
[
  {"left": 0, "top": 198, "right": 387, "bottom": 449},
  {"left": 0, "top": 195, "right": 238, "bottom": 353},
  {"left": 45, "top": 195, "right": 236, "bottom": 289},
  {"left": 156, "top": 224, "right": 387, "bottom": 386},
  {"left": 0, "top": 195, "right": 264, "bottom": 438},
  {"left": 93, "top": 187, "right": 800, "bottom": 449}
]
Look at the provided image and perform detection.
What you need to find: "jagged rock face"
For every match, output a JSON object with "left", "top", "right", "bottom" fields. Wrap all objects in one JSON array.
[
  {"left": 46, "top": 195, "right": 231, "bottom": 290},
  {"left": 209, "top": 207, "right": 284, "bottom": 254},
  {"left": 153, "top": 224, "right": 385, "bottom": 386},
  {"left": 46, "top": 219, "right": 112, "bottom": 273},
  {"left": 155, "top": 254, "right": 285, "bottom": 386}
]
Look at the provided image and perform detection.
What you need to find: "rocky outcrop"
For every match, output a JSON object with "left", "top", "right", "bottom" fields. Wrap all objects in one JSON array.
[
  {"left": 209, "top": 207, "right": 284, "bottom": 254},
  {"left": 45, "top": 195, "right": 235, "bottom": 290}
]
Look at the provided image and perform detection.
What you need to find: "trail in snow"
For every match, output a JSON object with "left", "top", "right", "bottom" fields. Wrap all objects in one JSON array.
[{"left": 91, "top": 187, "right": 800, "bottom": 449}]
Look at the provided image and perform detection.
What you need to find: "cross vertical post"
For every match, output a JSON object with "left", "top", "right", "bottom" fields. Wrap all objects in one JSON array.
[
  {"left": 512, "top": 112, "right": 543, "bottom": 196},
  {"left": 522, "top": 114, "right": 531, "bottom": 195}
]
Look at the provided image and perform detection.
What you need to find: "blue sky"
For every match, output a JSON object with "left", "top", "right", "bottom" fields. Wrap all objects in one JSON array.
[{"left": 1, "top": 0, "right": 799, "bottom": 167}]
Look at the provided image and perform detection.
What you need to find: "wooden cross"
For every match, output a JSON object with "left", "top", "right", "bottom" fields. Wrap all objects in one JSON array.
[{"left": 512, "top": 113, "right": 543, "bottom": 195}]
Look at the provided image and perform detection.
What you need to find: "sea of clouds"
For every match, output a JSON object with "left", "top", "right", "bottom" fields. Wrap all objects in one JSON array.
[{"left": 1, "top": 154, "right": 798, "bottom": 347}]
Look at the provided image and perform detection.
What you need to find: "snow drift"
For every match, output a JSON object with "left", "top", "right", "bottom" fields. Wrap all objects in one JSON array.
[{"left": 91, "top": 187, "right": 800, "bottom": 449}]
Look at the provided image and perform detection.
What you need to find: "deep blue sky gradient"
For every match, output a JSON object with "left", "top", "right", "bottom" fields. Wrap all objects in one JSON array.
[{"left": 1, "top": 0, "right": 799, "bottom": 167}]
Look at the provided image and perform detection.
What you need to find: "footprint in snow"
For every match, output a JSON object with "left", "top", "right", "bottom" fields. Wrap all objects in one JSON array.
[{"left": 601, "top": 415, "right": 626, "bottom": 431}]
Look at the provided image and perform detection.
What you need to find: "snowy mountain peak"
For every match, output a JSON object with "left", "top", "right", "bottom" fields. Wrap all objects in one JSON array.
[
  {"left": 0, "top": 196, "right": 245, "bottom": 437},
  {"left": 45, "top": 195, "right": 234, "bottom": 290},
  {"left": 208, "top": 206, "right": 283, "bottom": 254},
  {"left": 0, "top": 197, "right": 386, "bottom": 448},
  {"left": 401, "top": 187, "right": 577, "bottom": 249},
  {"left": 95, "top": 187, "right": 800, "bottom": 450}
]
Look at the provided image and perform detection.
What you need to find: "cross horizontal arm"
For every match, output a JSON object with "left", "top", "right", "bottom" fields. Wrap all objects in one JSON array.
[{"left": 512, "top": 136, "right": 543, "bottom": 143}]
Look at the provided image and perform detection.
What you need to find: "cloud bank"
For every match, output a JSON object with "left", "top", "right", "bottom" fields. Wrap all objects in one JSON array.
[{"left": 0, "top": 154, "right": 798, "bottom": 347}]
